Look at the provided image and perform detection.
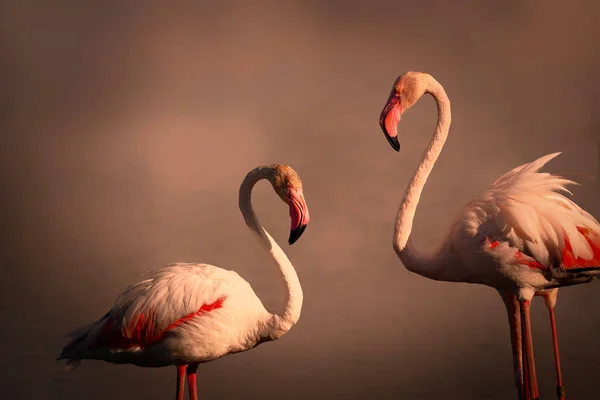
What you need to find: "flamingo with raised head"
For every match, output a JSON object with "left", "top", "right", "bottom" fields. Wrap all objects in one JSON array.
[
  {"left": 378, "top": 71, "right": 600, "bottom": 400},
  {"left": 58, "top": 164, "right": 310, "bottom": 400}
]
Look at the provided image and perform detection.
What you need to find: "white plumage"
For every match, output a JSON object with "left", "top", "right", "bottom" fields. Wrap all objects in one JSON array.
[
  {"left": 58, "top": 164, "right": 311, "bottom": 400},
  {"left": 451, "top": 152, "right": 600, "bottom": 292},
  {"left": 379, "top": 71, "right": 600, "bottom": 400},
  {"left": 61, "top": 263, "right": 271, "bottom": 370}
]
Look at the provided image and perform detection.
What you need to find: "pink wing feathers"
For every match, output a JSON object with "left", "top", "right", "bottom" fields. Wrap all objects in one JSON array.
[
  {"left": 95, "top": 263, "right": 232, "bottom": 349},
  {"left": 459, "top": 152, "right": 600, "bottom": 275}
]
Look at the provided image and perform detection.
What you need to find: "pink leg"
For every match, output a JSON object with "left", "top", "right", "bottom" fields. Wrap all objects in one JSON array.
[
  {"left": 176, "top": 365, "right": 186, "bottom": 400},
  {"left": 498, "top": 290, "right": 525, "bottom": 400},
  {"left": 187, "top": 363, "right": 199, "bottom": 400},
  {"left": 520, "top": 300, "right": 539, "bottom": 400},
  {"left": 521, "top": 318, "right": 531, "bottom": 400},
  {"left": 548, "top": 307, "right": 566, "bottom": 399},
  {"left": 518, "top": 307, "right": 532, "bottom": 400}
]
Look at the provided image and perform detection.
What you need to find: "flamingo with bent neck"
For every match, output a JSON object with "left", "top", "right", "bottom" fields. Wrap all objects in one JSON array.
[
  {"left": 58, "top": 164, "right": 310, "bottom": 400},
  {"left": 378, "top": 71, "right": 600, "bottom": 400}
]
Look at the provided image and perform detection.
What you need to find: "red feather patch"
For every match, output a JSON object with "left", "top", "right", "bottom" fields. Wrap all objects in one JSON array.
[
  {"left": 485, "top": 238, "right": 546, "bottom": 270},
  {"left": 562, "top": 227, "right": 600, "bottom": 269},
  {"left": 488, "top": 240, "right": 500, "bottom": 249},
  {"left": 98, "top": 295, "right": 227, "bottom": 349},
  {"left": 514, "top": 251, "right": 546, "bottom": 270}
]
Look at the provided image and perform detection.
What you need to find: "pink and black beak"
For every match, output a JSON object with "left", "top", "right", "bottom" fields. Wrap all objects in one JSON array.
[
  {"left": 287, "top": 187, "right": 310, "bottom": 245},
  {"left": 379, "top": 90, "right": 402, "bottom": 152}
]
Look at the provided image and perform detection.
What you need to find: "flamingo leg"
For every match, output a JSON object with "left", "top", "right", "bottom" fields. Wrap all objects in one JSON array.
[
  {"left": 548, "top": 307, "right": 566, "bottom": 400},
  {"left": 176, "top": 365, "right": 186, "bottom": 400},
  {"left": 521, "top": 313, "right": 531, "bottom": 400},
  {"left": 520, "top": 300, "right": 539, "bottom": 400},
  {"left": 186, "top": 363, "right": 199, "bottom": 400},
  {"left": 498, "top": 290, "right": 525, "bottom": 400}
]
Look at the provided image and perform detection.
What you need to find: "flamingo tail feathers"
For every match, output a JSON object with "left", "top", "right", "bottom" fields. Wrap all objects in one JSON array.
[{"left": 57, "top": 312, "right": 110, "bottom": 371}]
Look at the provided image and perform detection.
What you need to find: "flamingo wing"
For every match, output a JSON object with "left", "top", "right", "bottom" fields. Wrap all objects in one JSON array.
[
  {"left": 94, "top": 263, "right": 246, "bottom": 348},
  {"left": 58, "top": 263, "right": 270, "bottom": 369},
  {"left": 457, "top": 152, "right": 600, "bottom": 280}
]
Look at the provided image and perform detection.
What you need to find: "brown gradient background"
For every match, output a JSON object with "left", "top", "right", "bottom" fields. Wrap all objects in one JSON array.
[{"left": 1, "top": 1, "right": 599, "bottom": 399}]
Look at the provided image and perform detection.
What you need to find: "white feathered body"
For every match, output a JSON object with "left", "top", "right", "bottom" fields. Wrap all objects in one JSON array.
[
  {"left": 438, "top": 153, "right": 600, "bottom": 298},
  {"left": 59, "top": 263, "right": 274, "bottom": 369}
]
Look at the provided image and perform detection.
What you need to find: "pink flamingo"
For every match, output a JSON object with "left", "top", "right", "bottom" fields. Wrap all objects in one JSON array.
[
  {"left": 378, "top": 71, "right": 600, "bottom": 400},
  {"left": 58, "top": 164, "right": 310, "bottom": 400}
]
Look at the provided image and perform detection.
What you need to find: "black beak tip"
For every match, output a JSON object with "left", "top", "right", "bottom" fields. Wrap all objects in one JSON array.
[
  {"left": 386, "top": 135, "right": 400, "bottom": 152},
  {"left": 288, "top": 224, "right": 308, "bottom": 245}
]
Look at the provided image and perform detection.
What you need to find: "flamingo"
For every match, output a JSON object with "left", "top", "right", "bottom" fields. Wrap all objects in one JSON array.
[
  {"left": 57, "top": 164, "right": 310, "bottom": 400},
  {"left": 378, "top": 71, "right": 600, "bottom": 400}
]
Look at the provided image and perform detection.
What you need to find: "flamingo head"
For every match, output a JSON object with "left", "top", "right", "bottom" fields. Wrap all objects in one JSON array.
[
  {"left": 270, "top": 164, "right": 310, "bottom": 245},
  {"left": 379, "top": 71, "right": 430, "bottom": 152}
]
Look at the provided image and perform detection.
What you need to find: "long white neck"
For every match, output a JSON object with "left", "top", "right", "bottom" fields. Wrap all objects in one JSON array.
[
  {"left": 239, "top": 167, "right": 303, "bottom": 339},
  {"left": 393, "top": 77, "right": 458, "bottom": 281}
]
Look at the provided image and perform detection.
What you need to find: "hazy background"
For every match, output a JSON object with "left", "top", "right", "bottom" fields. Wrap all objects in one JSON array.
[{"left": 1, "top": 1, "right": 599, "bottom": 399}]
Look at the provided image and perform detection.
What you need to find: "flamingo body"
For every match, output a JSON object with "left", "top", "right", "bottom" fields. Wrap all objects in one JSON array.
[
  {"left": 448, "top": 152, "right": 600, "bottom": 296},
  {"left": 59, "top": 263, "right": 272, "bottom": 369}
]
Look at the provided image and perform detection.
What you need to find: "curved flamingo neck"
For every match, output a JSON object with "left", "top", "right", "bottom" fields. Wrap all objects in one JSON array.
[
  {"left": 239, "top": 166, "right": 303, "bottom": 339},
  {"left": 393, "top": 77, "right": 453, "bottom": 280}
]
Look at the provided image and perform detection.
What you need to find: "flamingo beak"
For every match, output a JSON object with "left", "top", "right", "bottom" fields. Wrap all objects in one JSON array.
[
  {"left": 287, "top": 188, "right": 310, "bottom": 245},
  {"left": 379, "top": 92, "right": 402, "bottom": 151}
]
